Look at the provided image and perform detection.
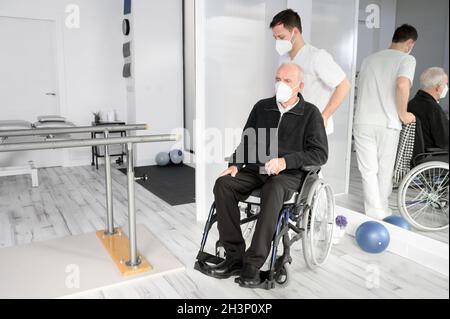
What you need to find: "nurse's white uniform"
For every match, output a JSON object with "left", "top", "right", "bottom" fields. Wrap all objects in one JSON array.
[{"left": 279, "top": 43, "right": 346, "bottom": 135}]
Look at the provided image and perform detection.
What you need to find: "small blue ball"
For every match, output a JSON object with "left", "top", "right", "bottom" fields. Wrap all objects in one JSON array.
[
  {"left": 383, "top": 215, "right": 411, "bottom": 230},
  {"left": 355, "top": 221, "right": 390, "bottom": 254}
]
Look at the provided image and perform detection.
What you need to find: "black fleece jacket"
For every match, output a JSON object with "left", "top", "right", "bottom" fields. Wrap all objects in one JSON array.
[
  {"left": 408, "top": 90, "right": 449, "bottom": 150},
  {"left": 229, "top": 94, "right": 328, "bottom": 173}
]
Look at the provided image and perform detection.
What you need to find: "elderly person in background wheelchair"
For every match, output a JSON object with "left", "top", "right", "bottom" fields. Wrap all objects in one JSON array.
[
  {"left": 206, "top": 63, "right": 328, "bottom": 287},
  {"left": 394, "top": 67, "right": 449, "bottom": 232},
  {"left": 408, "top": 67, "right": 449, "bottom": 163}
]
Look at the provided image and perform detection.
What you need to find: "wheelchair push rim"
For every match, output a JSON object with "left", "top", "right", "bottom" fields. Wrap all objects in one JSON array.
[
  {"left": 302, "top": 179, "right": 335, "bottom": 269},
  {"left": 398, "top": 161, "right": 449, "bottom": 232}
]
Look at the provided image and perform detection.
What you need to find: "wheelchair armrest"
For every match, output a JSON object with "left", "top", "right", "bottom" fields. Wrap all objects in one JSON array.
[
  {"left": 412, "top": 151, "right": 449, "bottom": 166},
  {"left": 425, "top": 148, "right": 449, "bottom": 154},
  {"left": 301, "top": 165, "right": 321, "bottom": 173}
]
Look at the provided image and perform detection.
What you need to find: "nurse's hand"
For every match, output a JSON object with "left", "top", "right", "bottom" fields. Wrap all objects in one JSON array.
[
  {"left": 220, "top": 166, "right": 238, "bottom": 177},
  {"left": 400, "top": 112, "right": 416, "bottom": 125},
  {"left": 265, "top": 158, "right": 287, "bottom": 176}
]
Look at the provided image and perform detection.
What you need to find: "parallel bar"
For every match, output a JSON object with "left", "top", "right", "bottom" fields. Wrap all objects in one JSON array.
[
  {"left": 0, "top": 134, "right": 178, "bottom": 152},
  {"left": 0, "top": 131, "right": 177, "bottom": 274},
  {"left": 0, "top": 124, "right": 148, "bottom": 138},
  {"left": 103, "top": 131, "right": 115, "bottom": 235},
  {"left": 125, "top": 142, "right": 140, "bottom": 267}
]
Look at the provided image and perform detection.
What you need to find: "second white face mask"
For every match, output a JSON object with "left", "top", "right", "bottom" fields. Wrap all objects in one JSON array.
[
  {"left": 440, "top": 84, "right": 449, "bottom": 99},
  {"left": 276, "top": 82, "right": 294, "bottom": 103}
]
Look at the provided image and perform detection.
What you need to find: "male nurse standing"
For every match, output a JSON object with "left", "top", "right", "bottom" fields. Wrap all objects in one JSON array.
[
  {"left": 354, "top": 24, "right": 418, "bottom": 220},
  {"left": 270, "top": 9, "right": 352, "bottom": 135}
]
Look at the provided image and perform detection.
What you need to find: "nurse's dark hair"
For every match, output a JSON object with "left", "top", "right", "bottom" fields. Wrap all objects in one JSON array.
[
  {"left": 392, "top": 24, "right": 418, "bottom": 43},
  {"left": 270, "top": 9, "right": 302, "bottom": 33}
]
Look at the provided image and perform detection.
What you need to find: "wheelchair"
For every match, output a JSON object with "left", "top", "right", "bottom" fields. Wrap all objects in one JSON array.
[
  {"left": 395, "top": 121, "right": 449, "bottom": 232},
  {"left": 194, "top": 166, "right": 335, "bottom": 290}
]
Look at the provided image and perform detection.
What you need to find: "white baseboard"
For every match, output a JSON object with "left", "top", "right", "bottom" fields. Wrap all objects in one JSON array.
[
  {"left": 136, "top": 158, "right": 155, "bottom": 167},
  {"left": 337, "top": 205, "right": 449, "bottom": 277}
]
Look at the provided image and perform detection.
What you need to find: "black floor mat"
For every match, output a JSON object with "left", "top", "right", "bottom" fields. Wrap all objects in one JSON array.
[{"left": 119, "top": 164, "right": 195, "bottom": 206}]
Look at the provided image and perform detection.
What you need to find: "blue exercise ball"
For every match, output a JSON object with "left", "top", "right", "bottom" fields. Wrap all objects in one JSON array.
[
  {"left": 155, "top": 152, "right": 170, "bottom": 166},
  {"left": 383, "top": 215, "right": 411, "bottom": 230},
  {"left": 169, "top": 149, "right": 184, "bottom": 165},
  {"left": 355, "top": 221, "right": 390, "bottom": 254}
]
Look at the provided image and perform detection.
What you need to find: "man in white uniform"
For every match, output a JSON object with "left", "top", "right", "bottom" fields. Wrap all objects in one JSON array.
[
  {"left": 270, "top": 9, "right": 351, "bottom": 135},
  {"left": 354, "top": 24, "right": 418, "bottom": 219}
]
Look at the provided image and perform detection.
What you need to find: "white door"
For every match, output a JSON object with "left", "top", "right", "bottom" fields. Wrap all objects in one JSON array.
[{"left": 0, "top": 16, "right": 64, "bottom": 168}]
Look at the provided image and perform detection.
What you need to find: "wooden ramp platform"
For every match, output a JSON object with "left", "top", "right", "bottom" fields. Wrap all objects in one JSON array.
[{"left": 0, "top": 225, "right": 184, "bottom": 299}]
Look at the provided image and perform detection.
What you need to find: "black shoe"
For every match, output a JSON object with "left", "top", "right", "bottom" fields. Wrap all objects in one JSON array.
[
  {"left": 236, "top": 264, "right": 261, "bottom": 288},
  {"left": 206, "top": 258, "right": 243, "bottom": 279}
]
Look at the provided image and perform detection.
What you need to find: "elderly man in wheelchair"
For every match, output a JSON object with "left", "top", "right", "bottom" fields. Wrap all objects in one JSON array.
[
  {"left": 394, "top": 67, "right": 449, "bottom": 232},
  {"left": 194, "top": 63, "right": 335, "bottom": 289}
]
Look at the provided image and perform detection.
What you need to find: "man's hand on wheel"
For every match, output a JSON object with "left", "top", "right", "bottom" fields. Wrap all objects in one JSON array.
[
  {"left": 220, "top": 166, "right": 238, "bottom": 177},
  {"left": 265, "top": 158, "right": 287, "bottom": 176}
]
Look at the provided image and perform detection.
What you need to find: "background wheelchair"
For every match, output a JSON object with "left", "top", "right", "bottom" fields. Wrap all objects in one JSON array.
[
  {"left": 395, "top": 120, "right": 449, "bottom": 232},
  {"left": 194, "top": 166, "right": 335, "bottom": 290}
]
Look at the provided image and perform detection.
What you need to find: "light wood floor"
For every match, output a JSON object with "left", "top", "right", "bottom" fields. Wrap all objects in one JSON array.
[
  {"left": 0, "top": 164, "right": 448, "bottom": 299},
  {"left": 336, "top": 152, "right": 449, "bottom": 244}
]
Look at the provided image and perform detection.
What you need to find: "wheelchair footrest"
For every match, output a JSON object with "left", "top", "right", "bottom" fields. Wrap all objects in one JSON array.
[
  {"left": 234, "top": 270, "right": 276, "bottom": 290},
  {"left": 196, "top": 251, "right": 224, "bottom": 265},
  {"left": 194, "top": 251, "right": 225, "bottom": 276}
]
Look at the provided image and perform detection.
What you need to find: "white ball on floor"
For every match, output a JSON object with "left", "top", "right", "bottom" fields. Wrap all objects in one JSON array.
[{"left": 169, "top": 149, "right": 184, "bottom": 165}]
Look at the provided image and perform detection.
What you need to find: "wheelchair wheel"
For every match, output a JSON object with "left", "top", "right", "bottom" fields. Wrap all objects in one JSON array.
[
  {"left": 398, "top": 161, "right": 449, "bottom": 231},
  {"left": 241, "top": 219, "right": 257, "bottom": 245},
  {"left": 240, "top": 205, "right": 258, "bottom": 246},
  {"left": 214, "top": 219, "right": 256, "bottom": 260},
  {"left": 302, "top": 179, "right": 335, "bottom": 269},
  {"left": 274, "top": 264, "right": 290, "bottom": 288}
]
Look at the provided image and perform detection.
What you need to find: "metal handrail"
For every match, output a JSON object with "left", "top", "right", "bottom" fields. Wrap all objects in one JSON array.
[
  {"left": 0, "top": 134, "right": 178, "bottom": 152},
  {"left": 0, "top": 123, "right": 148, "bottom": 138}
]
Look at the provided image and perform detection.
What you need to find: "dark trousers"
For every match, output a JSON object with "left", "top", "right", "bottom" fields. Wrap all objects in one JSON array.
[{"left": 213, "top": 167, "right": 304, "bottom": 269}]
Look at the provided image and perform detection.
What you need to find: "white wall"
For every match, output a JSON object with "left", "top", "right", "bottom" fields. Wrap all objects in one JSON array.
[
  {"left": 0, "top": 0, "right": 127, "bottom": 166},
  {"left": 378, "top": 0, "right": 397, "bottom": 50},
  {"left": 184, "top": 0, "right": 196, "bottom": 154},
  {"left": 396, "top": 0, "right": 449, "bottom": 112},
  {"left": 0, "top": 0, "right": 126, "bottom": 165},
  {"left": 129, "top": 0, "right": 184, "bottom": 167},
  {"left": 356, "top": 0, "right": 397, "bottom": 71},
  {"left": 287, "top": 0, "right": 312, "bottom": 43}
]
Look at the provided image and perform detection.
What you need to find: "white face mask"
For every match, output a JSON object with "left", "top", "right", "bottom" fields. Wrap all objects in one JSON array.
[
  {"left": 276, "top": 81, "right": 295, "bottom": 103},
  {"left": 275, "top": 31, "right": 295, "bottom": 56},
  {"left": 440, "top": 84, "right": 449, "bottom": 99}
]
